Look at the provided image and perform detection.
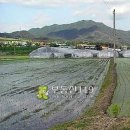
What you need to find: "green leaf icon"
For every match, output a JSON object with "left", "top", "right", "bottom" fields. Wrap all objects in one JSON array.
[{"left": 37, "top": 86, "right": 49, "bottom": 100}]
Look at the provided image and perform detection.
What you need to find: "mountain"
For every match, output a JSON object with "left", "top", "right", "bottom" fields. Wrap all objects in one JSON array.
[
  {"left": 29, "top": 20, "right": 130, "bottom": 44},
  {"left": 0, "top": 31, "right": 34, "bottom": 39},
  {"left": 11, "top": 31, "right": 35, "bottom": 39},
  {"left": 1, "top": 20, "right": 130, "bottom": 45}
]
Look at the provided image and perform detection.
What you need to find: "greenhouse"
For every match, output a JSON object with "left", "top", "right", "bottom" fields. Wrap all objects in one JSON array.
[
  {"left": 29, "top": 47, "right": 95, "bottom": 58},
  {"left": 30, "top": 47, "right": 66, "bottom": 58},
  {"left": 30, "top": 47, "right": 120, "bottom": 58},
  {"left": 122, "top": 50, "right": 130, "bottom": 57},
  {"left": 97, "top": 50, "right": 119, "bottom": 58},
  {"left": 72, "top": 49, "right": 94, "bottom": 58}
]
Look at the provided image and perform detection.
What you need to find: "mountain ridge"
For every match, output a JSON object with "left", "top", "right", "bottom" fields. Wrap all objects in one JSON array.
[{"left": 0, "top": 20, "right": 130, "bottom": 45}]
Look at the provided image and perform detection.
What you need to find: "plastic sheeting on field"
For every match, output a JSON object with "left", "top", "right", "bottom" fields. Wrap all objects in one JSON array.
[{"left": 122, "top": 50, "right": 130, "bottom": 57}]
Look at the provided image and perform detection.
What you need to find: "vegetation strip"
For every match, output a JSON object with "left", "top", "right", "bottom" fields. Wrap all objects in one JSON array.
[
  {"left": 0, "top": 55, "right": 29, "bottom": 60},
  {"left": 51, "top": 58, "right": 130, "bottom": 130},
  {"left": 112, "top": 59, "right": 130, "bottom": 117}
]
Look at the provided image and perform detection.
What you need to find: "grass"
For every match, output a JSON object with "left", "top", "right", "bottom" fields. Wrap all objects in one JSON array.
[
  {"left": 0, "top": 55, "right": 29, "bottom": 60},
  {"left": 85, "top": 58, "right": 117, "bottom": 116},
  {"left": 107, "top": 103, "right": 121, "bottom": 117},
  {"left": 121, "top": 128, "right": 130, "bottom": 130},
  {"left": 112, "top": 58, "right": 130, "bottom": 117}
]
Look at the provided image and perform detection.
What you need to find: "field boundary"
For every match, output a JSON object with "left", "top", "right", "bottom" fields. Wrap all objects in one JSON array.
[{"left": 0, "top": 55, "right": 29, "bottom": 60}]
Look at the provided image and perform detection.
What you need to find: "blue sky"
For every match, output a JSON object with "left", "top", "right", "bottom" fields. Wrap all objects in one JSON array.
[{"left": 0, "top": 0, "right": 130, "bottom": 33}]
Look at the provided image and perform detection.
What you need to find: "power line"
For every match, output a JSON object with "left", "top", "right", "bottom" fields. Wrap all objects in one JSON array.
[
  {"left": 102, "top": 0, "right": 111, "bottom": 9},
  {"left": 102, "top": 0, "right": 112, "bottom": 40}
]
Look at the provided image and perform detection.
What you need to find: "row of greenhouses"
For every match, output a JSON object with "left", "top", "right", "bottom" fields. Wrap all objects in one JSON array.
[{"left": 29, "top": 47, "right": 130, "bottom": 58}]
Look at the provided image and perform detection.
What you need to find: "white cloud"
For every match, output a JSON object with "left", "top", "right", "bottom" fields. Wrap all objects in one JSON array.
[
  {"left": 0, "top": 0, "right": 130, "bottom": 32},
  {"left": 0, "top": 0, "right": 64, "bottom": 7},
  {"left": 28, "top": 12, "right": 51, "bottom": 28},
  {"left": 108, "top": 0, "right": 129, "bottom": 5},
  {"left": 112, "top": 4, "right": 130, "bottom": 14},
  {"left": 104, "top": 1, "right": 130, "bottom": 20},
  {"left": 103, "top": 0, "right": 130, "bottom": 14},
  {"left": 0, "top": 23, "right": 21, "bottom": 33},
  {"left": 1, "top": 0, "right": 130, "bottom": 15},
  {"left": 0, "top": 0, "right": 101, "bottom": 7},
  {"left": 0, "top": 12, "right": 52, "bottom": 32},
  {"left": 73, "top": 0, "right": 130, "bottom": 21},
  {"left": 0, "top": 0, "right": 130, "bottom": 12}
]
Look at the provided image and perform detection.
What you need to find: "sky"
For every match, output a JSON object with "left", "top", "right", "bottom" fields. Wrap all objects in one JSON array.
[{"left": 0, "top": 0, "right": 130, "bottom": 33}]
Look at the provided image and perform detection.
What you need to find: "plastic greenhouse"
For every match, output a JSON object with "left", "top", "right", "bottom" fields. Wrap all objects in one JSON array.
[
  {"left": 97, "top": 50, "right": 119, "bottom": 58},
  {"left": 122, "top": 50, "right": 130, "bottom": 57},
  {"left": 29, "top": 47, "right": 95, "bottom": 58},
  {"left": 30, "top": 47, "right": 120, "bottom": 58}
]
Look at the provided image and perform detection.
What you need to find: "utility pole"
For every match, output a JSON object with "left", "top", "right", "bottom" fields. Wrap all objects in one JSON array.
[
  {"left": 13, "top": 42, "right": 16, "bottom": 55},
  {"left": 113, "top": 9, "right": 116, "bottom": 63}
]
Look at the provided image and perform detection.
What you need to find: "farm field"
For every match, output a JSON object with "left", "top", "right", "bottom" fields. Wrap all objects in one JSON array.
[
  {"left": 112, "top": 58, "right": 130, "bottom": 117},
  {"left": 0, "top": 58, "right": 109, "bottom": 130}
]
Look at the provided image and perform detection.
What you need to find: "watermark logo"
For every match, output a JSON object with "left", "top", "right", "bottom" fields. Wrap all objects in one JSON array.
[
  {"left": 37, "top": 86, "right": 49, "bottom": 100},
  {"left": 36, "top": 85, "right": 94, "bottom": 100}
]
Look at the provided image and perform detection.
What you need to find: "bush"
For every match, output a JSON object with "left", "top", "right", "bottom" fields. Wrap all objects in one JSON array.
[{"left": 107, "top": 104, "right": 121, "bottom": 118}]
